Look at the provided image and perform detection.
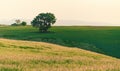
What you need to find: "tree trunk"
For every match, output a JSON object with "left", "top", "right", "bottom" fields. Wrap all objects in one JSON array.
[{"left": 39, "top": 27, "right": 48, "bottom": 33}]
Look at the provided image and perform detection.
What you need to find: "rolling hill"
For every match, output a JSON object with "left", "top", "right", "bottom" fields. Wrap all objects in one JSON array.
[{"left": 0, "top": 38, "right": 120, "bottom": 71}]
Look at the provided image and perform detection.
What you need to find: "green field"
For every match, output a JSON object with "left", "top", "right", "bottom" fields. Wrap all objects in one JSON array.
[{"left": 0, "top": 26, "right": 120, "bottom": 58}]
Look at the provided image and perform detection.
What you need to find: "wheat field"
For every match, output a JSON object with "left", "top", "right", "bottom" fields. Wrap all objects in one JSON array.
[{"left": 0, "top": 38, "right": 120, "bottom": 71}]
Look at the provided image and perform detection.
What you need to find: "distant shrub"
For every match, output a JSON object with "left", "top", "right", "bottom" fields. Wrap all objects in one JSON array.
[
  {"left": 11, "top": 20, "right": 27, "bottom": 26},
  {"left": 21, "top": 21, "right": 27, "bottom": 26},
  {"left": 11, "top": 23, "right": 19, "bottom": 26}
]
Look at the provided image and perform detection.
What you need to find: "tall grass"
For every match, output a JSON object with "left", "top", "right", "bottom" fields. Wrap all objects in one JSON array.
[{"left": 0, "top": 38, "right": 120, "bottom": 71}]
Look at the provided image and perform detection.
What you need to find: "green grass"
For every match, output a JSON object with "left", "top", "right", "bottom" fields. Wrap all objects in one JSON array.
[{"left": 0, "top": 26, "right": 120, "bottom": 58}]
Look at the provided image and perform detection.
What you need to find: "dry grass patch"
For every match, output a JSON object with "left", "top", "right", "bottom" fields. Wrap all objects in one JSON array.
[{"left": 0, "top": 38, "right": 120, "bottom": 71}]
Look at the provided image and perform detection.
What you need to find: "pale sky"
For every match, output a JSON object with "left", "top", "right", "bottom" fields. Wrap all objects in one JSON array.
[{"left": 0, "top": 0, "right": 120, "bottom": 25}]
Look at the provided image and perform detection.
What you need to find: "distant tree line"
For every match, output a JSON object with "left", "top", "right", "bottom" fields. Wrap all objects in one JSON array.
[{"left": 11, "top": 19, "right": 27, "bottom": 26}]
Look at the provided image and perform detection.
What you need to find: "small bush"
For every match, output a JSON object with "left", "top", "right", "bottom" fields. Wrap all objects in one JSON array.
[
  {"left": 11, "top": 21, "right": 27, "bottom": 26},
  {"left": 21, "top": 21, "right": 27, "bottom": 26},
  {"left": 11, "top": 23, "right": 20, "bottom": 26}
]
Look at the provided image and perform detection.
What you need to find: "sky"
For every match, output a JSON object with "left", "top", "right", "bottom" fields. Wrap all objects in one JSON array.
[{"left": 0, "top": 0, "right": 120, "bottom": 26}]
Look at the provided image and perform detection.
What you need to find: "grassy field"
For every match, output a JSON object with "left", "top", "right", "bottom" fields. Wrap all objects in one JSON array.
[
  {"left": 0, "top": 26, "right": 120, "bottom": 58},
  {"left": 0, "top": 38, "right": 120, "bottom": 71}
]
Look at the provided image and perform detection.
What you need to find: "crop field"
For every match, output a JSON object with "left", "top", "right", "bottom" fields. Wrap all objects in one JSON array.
[
  {"left": 0, "top": 38, "right": 120, "bottom": 71},
  {"left": 0, "top": 26, "right": 120, "bottom": 58}
]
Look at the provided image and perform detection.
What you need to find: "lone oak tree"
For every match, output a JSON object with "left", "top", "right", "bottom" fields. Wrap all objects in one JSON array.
[{"left": 31, "top": 13, "right": 56, "bottom": 32}]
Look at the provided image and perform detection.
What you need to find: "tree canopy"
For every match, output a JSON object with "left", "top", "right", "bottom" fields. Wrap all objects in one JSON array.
[{"left": 31, "top": 13, "right": 56, "bottom": 32}]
